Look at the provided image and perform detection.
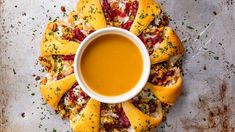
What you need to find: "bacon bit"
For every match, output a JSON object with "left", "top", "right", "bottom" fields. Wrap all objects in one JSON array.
[
  {"left": 74, "top": 28, "right": 86, "bottom": 41},
  {"left": 148, "top": 100, "right": 157, "bottom": 113},
  {"left": 131, "top": 0, "right": 138, "bottom": 16},
  {"left": 139, "top": 32, "right": 163, "bottom": 48},
  {"left": 57, "top": 74, "right": 65, "bottom": 80},
  {"left": 152, "top": 34, "right": 162, "bottom": 45},
  {"left": 80, "top": 91, "right": 89, "bottom": 99},
  {"left": 102, "top": 0, "right": 116, "bottom": 21},
  {"left": 35, "top": 76, "right": 41, "bottom": 81},
  {"left": 119, "top": 12, "right": 126, "bottom": 17},
  {"left": 102, "top": 0, "right": 109, "bottom": 7},
  {"left": 101, "top": 103, "right": 109, "bottom": 110},
  {"left": 149, "top": 71, "right": 167, "bottom": 85},
  {"left": 157, "top": 75, "right": 166, "bottom": 84},
  {"left": 71, "top": 82, "right": 78, "bottom": 89},
  {"left": 103, "top": 123, "right": 114, "bottom": 130},
  {"left": 121, "top": 20, "right": 133, "bottom": 30},
  {"left": 61, "top": 6, "right": 66, "bottom": 12},
  {"left": 89, "top": 30, "right": 95, "bottom": 34},
  {"left": 146, "top": 37, "right": 153, "bottom": 46},
  {"left": 61, "top": 55, "right": 75, "bottom": 61},
  {"left": 148, "top": 73, "right": 157, "bottom": 82},
  {"left": 125, "top": 2, "right": 131, "bottom": 14},
  {"left": 138, "top": 34, "right": 146, "bottom": 44},
  {"left": 161, "top": 15, "right": 169, "bottom": 26},
  {"left": 67, "top": 83, "right": 78, "bottom": 103},
  {"left": 131, "top": 99, "right": 140, "bottom": 108},
  {"left": 166, "top": 70, "right": 175, "bottom": 76},
  {"left": 118, "top": 109, "right": 131, "bottom": 128},
  {"left": 111, "top": 2, "right": 119, "bottom": 10},
  {"left": 116, "top": 10, "right": 126, "bottom": 17}
]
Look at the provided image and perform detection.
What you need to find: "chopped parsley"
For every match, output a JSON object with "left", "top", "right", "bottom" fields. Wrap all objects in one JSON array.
[
  {"left": 186, "top": 26, "right": 194, "bottom": 30},
  {"left": 214, "top": 56, "right": 219, "bottom": 60},
  {"left": 13, "top": 68, "right": 16, "bottom": 74},
  {"left": 52, "top": 128, "right": 57, "bottom": 132}
]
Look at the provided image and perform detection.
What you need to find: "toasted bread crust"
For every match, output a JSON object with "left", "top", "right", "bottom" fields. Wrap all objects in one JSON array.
[
  {"left": 122, "top": 100, "right": 163, "bottom": 131},
  {"left": 77, "top": 0, "right": 106, "bottom": 30},
  {"left": 151, "top": 27, "right": 184, "bottom": 64},
  {"left": 40, "top": 22, "right": 79, "bottom": 56},
  {"left": 70, "top": 99, "right": 100, "bottom": 132},
  {"left": 130, "top": 0, "right": 161, "bottom": 36},
  {"left": 146, "top": 75, "right": 183, "bottom": 104},
  {"left": 40, "top": 74, "right": 76, "bottom": 109}
]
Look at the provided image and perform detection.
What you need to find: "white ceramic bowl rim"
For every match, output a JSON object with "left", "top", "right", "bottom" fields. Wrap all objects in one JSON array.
[{"left": 74, "top": 27, "right": 150, "bottom": 103}]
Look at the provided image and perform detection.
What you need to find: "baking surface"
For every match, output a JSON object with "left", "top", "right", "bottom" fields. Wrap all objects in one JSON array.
[{"left": 0, "top": 0, "right": 235, "bottom": 131}]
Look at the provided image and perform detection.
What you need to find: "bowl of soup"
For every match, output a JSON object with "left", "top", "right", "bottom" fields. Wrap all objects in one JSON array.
[{"left": 74, "top": 27, "right": 150, "bottom": 103}]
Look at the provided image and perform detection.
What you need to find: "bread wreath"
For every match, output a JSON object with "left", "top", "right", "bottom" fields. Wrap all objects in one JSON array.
[{"left": 38, "top": 0, "right": 185, "bottom": 131}]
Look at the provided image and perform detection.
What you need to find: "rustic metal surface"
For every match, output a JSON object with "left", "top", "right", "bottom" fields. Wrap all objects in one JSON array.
[{"left": 0, "top": 0, "right": 235, "bottom": 131}]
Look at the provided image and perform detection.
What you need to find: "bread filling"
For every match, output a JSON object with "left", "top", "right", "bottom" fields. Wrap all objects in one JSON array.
[
  {"left": 148, "top": 61, "right": 181, "bottom": 86},
  {"left": 130, "top": 88, "right": 159, "bottom": 116},
  {"left": 102, "top": 0, "right": 138, "bottom": 30},
  {"left": 100, "top": 104, "right": 131, "bottom": 131},
  {"left": 57, "top": 83, "right": 90, "bottom": 119}
]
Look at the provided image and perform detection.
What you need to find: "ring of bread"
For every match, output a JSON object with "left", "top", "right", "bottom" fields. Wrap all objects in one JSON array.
[{"left": 38, "top": 0, "right": 185, "bottom": 131}]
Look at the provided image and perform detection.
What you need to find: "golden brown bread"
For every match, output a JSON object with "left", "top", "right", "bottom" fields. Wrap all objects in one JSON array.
[
  {"left": 40, "top": 74, "right": 76, "bottom": 109},
  {"left": 150, "top": 27, "right": 184, "bottom": 64},
  {"left": 146, "top": 75, "right": 183, "bottom": 104},
  {"left": 122, "top": 100, "right": 163, "bottom": 131},
  {"left": 38, "top": 56, "right": 55, "bottom": 73},
  {"left": 70, "top": 99, "right": 100, "bottom": 132},
  {"left": 77, "top": 0, "right": 106, "bottom": 30},
  {"left": 130, "top": 0, "right": 161, "bottom": 36},
  {"left": 40, "top": 22, "right": 79, "bottom": 56}
]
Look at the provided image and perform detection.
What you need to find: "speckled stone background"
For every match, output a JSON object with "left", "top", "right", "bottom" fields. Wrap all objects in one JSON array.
[{"left": 0, "top": 0, "right": 235, "bottom": 131}]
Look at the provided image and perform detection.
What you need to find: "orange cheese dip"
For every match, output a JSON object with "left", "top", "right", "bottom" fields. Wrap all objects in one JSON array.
[{"left": 81, "top": 34, "right": 143, "bottom": 96}]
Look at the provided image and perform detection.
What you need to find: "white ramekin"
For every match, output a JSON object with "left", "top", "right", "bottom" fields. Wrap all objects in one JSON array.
[{"left": 74, "top": 27, "right": 150, "bottom": 103}]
